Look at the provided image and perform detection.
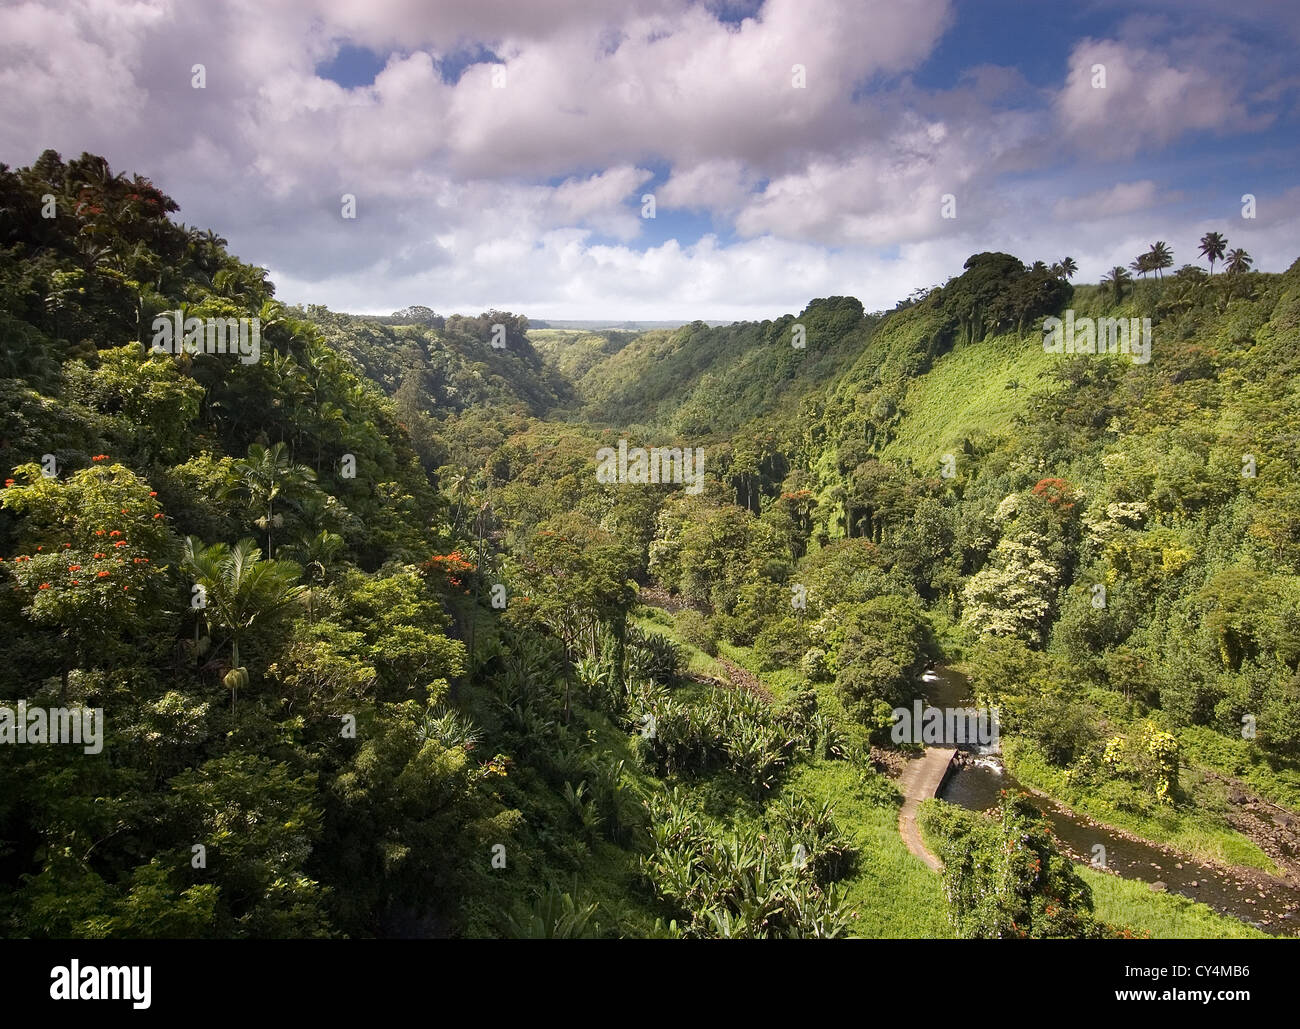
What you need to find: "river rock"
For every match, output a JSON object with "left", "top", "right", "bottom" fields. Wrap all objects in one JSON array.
[{"left": 1151, "top": 881, "right": 1167, "bottom": 892}]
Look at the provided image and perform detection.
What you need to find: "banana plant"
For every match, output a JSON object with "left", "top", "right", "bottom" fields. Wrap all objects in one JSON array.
[{"left": 505, "top": 887, "right": 599, "bottom": 939}]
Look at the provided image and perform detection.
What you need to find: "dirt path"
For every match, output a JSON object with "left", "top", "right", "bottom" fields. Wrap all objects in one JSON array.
[
  {"left": 715, "top": 656, "right": 776, "bottom": 704},
  {"left": 639, "top": 587, "right": 952, "bottom": 871},
  {"left": 638, "top": 586, "right": 698, "bottom": 614},
  {"left": 897, "top": 748, "right": 957, "bottom": 871}
]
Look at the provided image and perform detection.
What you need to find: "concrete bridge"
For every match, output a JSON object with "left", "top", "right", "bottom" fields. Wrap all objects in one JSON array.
[{"left": 897, "top": 747, "right": 957, "bottom": 871}]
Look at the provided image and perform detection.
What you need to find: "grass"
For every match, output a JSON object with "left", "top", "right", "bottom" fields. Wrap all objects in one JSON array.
[
  {"left": 914, "top": 798, "right": 1267, "bottom": 939},
  {"left": 1081, "top": 866, "right": 1269, "bottom": 939},
  {"left": 632, "top": 599, "right": 1284, "bottom": 938},
  {"left": 881, "top": 329, "right": 1061, "bottom": 467},
  {"left": 781, "top": 762, "right": 954, "bottom": 938},
  {"left": 618, "top": 605, "right": 1284, "bottom": 938},
  {"left": 629, "top": 605, "right": 728, "bottom": 680},
  {"left": 526, "top": 328, "right": 623, "bottom": 383},
  {"left": 634, "top": 600, "right": 954, "bottom": 936},
  {"left": 1178, "top": 724, "right": 1300, "bottom": 812}
]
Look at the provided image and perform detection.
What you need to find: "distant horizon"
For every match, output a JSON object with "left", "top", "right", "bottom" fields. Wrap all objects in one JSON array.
[
  {"left": 342, "top": 313, "right": 739, "bottom": 329},
  {"left": 319, "top": 254, "right": 1297, "bottom": 331}
]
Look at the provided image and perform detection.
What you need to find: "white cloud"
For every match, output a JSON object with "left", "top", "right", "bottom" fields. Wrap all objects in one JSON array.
[
  {"left": 1055, "top": 38, "right": 1255, "bottom": 156},
  {"left": 658, "top": 159, "right": 756, "bottom": 212},
  {"left": 1052, "top": 180, "right": 1161, "bottom": 221},
  {"left": 0, "top": 0, "right": 1293, "bottom": 319}
]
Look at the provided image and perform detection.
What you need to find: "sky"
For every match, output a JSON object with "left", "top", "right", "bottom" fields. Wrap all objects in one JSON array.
[{"left": 2, "top": 0, "right": 1298, "bottom": 320}]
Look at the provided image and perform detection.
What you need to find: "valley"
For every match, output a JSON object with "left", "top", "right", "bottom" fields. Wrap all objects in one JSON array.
[{"left": 2, "top": 151, "right": 1299, "bottom": 940}]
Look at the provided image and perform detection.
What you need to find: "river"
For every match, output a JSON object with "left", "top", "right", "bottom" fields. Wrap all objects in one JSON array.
[{"left": 922, "top": 665, "right": 1300, "bottom": 936}]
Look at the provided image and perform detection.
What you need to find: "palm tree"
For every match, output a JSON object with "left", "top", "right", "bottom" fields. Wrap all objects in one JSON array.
[
  {"left": 293, "top": 494, "right": 343, "bottom": 535},
  {"left": 229, "top": 442, "right": 318, "bottom": 557},
  {"left": 213, "top": 263, "right": 273, "bottom": 306},
  {"left": 283, "top": 529, "right": 345, "bottom": 582},
  {"left": 183, "top": 537, "right": 306, "bottom": 708},
  {"left": 1225, "top": 248, "right": 1253, "bottom": 275},
  {"left": 444, "top": 469, "right": 475, "bottom": 536},
  {"left": 1058, "top": 257, "right": 1078, "bottom": 280},
  {"left": 1198, "top": 232, "right": 1227, "bottom": 276},
  {"left": 1146, "top": 241, "right": 1173, "bottom": 279},
  {"left": 282, "top": 530, "right": 345, "bottom": 621},
  {"left": 1101, "top": 265, "right": 1132, "bottom": 302},
  {"left": 1130, "top": 254, "right": 1152, "bottom": 280}
]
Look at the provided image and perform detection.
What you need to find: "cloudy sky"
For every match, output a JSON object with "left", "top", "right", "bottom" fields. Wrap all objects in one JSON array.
[{"left": 3, "top": 0, "right": 1298, "bottom": 320}]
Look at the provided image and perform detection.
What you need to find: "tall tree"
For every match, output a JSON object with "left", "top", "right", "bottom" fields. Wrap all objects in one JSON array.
[
  {"left": 1198, "top": 231, "right": 1227, "bottom": 276},
  {"left": 183, "top": 536, "right": 306, "bottom": 707},
  {"left": 1225, "top": 248, "right": 1253, "bottom": 275},
  {"left": 229, "top": 442, "right": 318, "bottom": 557},
  {"left": 1146, "top": 241, "right": 1173, "bottom": 279},
  {"left": 1100, "top": 265, "right": 1132, "bottom": 303}
]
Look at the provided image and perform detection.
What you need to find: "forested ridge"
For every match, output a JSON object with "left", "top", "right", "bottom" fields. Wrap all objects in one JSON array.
[{"left": 2, "top": 150, "right": 1298, "bottom": 938}]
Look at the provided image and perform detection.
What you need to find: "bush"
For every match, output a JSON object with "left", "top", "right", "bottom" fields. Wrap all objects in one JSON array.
[
  {"left": 752, "top": 616, "right": 808, "bottom": 672},
  {"left": 625, "top": 626, "right": 685, "bottom": 686},
  {"left": 801, "top": 647, "right": 830, "bottom": 682},
  {"left": 639, "top": 790, "right": 855, "bottom": 938},
  {"left": 675, "top": 609, "right": 718, "bottom": 656},
  {"left": 919, "top": 793, "right": 1117, "bottom": 939}
]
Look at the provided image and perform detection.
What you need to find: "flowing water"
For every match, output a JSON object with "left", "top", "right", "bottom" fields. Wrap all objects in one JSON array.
[{"left": 920, "top": 666, "right": 1300, "bottom": 936}]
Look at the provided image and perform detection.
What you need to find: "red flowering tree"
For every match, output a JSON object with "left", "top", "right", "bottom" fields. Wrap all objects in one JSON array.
[
  {"left": 1, "top": 460, "right": 173, "bottom": 672},
  {"left": 919, "top": 791, "right": 1120, "bottom": 939},
  {"left": 1030, "top": 477, "right": 1078, "bottom": 518},
  {"left": 421, "top": 550, "right": 478, "bottom": 593}
]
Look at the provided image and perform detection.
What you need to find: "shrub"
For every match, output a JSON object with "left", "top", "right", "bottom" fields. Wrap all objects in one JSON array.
[
  {"left": 919, "top": 793, "right": 1117, "bottom": 939},
  {"left": 801, "top": 646, "right": 830, "bottom": 681},
  {"left": 675, "top": 609, "right": 718, "bottom": 656},
  {"left": 753, "top": 615, "right": 808, "bottom": 671}
]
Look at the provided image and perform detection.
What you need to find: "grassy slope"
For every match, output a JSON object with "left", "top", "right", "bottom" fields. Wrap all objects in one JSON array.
[
  {"left": 1178, "top": 725, "right": 1300, "bottom": 811},
  {"left": 784, "top": 763, "right": 954, "bottom": 938},
  {"left": 528, "top": 329, "right": 628, "bottom": 384},
  {"left": 568, "top": 306, "right": 876, "bottom": 438},
  {"left": 859, "top": 286, "right": 1297, "bottom": 873},
  {"left": 555, "top": 275, "right": 1300, "bottom": 936},
  {"left": 880, "top": 328, "right": 1060, "bottom": 467}
]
